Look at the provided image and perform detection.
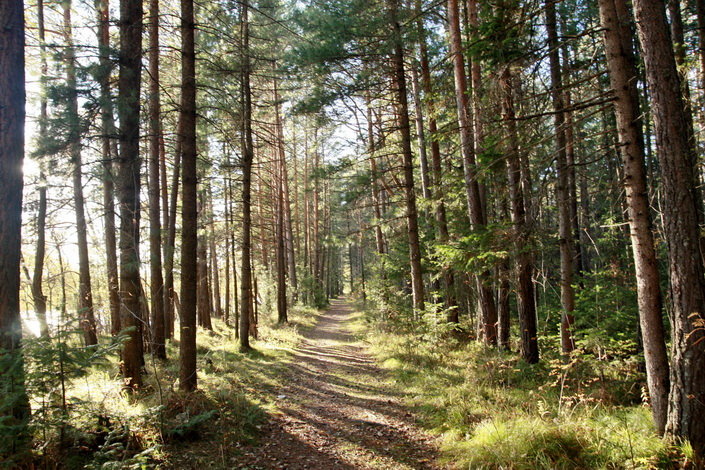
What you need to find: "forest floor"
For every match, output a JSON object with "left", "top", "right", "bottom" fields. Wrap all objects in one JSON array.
[{"left": 234, "top": 298, "right": 441, "bottom": 470}]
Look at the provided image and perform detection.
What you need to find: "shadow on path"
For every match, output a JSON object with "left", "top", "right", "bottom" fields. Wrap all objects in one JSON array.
[{"left": 236, "top": 298, "right": 441, "bottom": 469}]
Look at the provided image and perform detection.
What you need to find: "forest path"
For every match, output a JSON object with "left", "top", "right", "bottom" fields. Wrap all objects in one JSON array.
[{"left": 238, "top": 298, "right": 442, "bottom": 469}]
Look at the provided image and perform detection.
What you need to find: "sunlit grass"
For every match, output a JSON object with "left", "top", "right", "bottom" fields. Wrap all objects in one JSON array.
[
  {"left": 25, "top": 304, "right": 321, "bottom": 468},
  {"left": 353, "top": 307, "right": 692, "bottom": 469}
]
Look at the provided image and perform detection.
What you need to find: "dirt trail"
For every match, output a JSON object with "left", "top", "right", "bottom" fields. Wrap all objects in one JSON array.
[{"left": 238, "top": 298, "right": 441, "bottom": 469}]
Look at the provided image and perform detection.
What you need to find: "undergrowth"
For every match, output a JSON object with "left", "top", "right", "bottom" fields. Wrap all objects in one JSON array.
[
  {"left": 14, "top": 304, "right": 319, "bottom": 469},
  {"left": 351, "top": 304, "right": 693, "bottom": 469}
]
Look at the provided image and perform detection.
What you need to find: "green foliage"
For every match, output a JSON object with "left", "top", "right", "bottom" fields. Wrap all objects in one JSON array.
[
  {"left": 574, "top": 268, "right": 639, "bottom": 344},
  {"left": 357, "top": 310, "right": 685, "bottom": 469},
  {"left": 300, "top": 273, "right": 329, "bottom": 308},
  {"left": 0, "top": 348, "right": 30, "bottom": 466},
  {"left": 433, "top": 224, "right": 511, "bottom": 275},
  {"left": 6, "top": 302, "right": 320, "bottom": 467},
  {"left": 165, "top": 410, "right": 218, "bottom": 441}
]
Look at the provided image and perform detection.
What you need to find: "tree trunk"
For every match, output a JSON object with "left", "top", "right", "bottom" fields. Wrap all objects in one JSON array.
[
  {"left": 209, "top": 194, "right": 222, "bottom": 319},
  {"left": 95, "top": 0, "right": 121, "bottom": 336},
  {"left": 148, "top": 0, "right": 165, "bottom": 359},
  {"left": 416, "top": 9, "right": 456, "bottom": 318},
  {"left": 179, "top": 0, "right": 198, "bottom": 391},
  {"left": 118, "top": 0, "right": 144, "bottom": 388},
  {"left": 164, "top": 116, "right": 182, "bottom": 340},
  {"left": 226, "top": 162, "right": 240, "bottom": 334},
  {"left": 410, "top": 63, "right": 431, "bottom": 203},
  {"left": 33, "top": 0, "right": 49, "bottom": 338},
  {"left": 274, "top": 78, "right": 298, "bottom": 298},
  {"left": 224, "top": 176, "right": 231, "bottom": 326},
  {"left": 0, "top": 0, "right": 30, "bottom": 453},
  {"left": 598, "top": 0, "right": 670, "bottom": 435},
  {"left": 276, "top": 138, "right": 288, "bottom": 323},
  {"left": 448, "top": 0, "right": 496, "bottom": 341},
  {"left": 239, "top": 0, "right": 254, "bottom": 351},
  {"left": 632, "top": 0, "right": 705, "bottom": 457},
  {"left": 197, "top": 199, "right": 212, "bottom": 330},
  {"left": 546, "top": 0, "right": 576, "bottom": 355},
  {"left": 63, "top": 0, "right": 98, "bottom": 346},
  {"left": 389, "top": 0, "right": 425, "bottom": 313},
  {"left": 500, "top": 65, "right": 539, "bottom": 363}
]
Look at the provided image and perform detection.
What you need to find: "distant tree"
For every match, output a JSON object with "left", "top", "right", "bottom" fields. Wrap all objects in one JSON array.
[
  {"left": 62, "top": 0, "right": 98, "bottom": 346},
  {"left": 32, "top": 0, "right": 50, "bottom": 339},
  {"left": 148, "top": 0, "right": 166, "bottom": 359},
  {"left": 95, "top": 0, "right": 120, "bottom": 336},
  {"left": 546, "top": 0, "right": 576, "bottom": 355}
]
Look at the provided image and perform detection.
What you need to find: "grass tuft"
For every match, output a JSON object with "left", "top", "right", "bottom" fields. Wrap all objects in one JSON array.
[
  {"left": 353, "top": 306, "right": 692, "bottom": 469},
  {"left": 25, "top": 303, "right": 320, "bottom": 468}
]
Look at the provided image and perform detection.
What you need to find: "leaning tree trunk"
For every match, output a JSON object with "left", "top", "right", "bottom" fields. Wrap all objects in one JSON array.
[
  {"left": 117, "top": 0, "right": 144, "bottom": 389},
  {"left": 63, "top": 0, "right": 98, "bottom": 346},
  {"left": 632, "top": 0, "right": 705, "bottom": 457}
]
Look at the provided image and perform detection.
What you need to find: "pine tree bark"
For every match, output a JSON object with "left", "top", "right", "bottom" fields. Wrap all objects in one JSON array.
[
  {"left": 274, "top": 78, "right": 298, "bottom": 298},
  {"left": 164, "top": 116, "right": 182, "bottom": 340},
  {"left": 389, "top": 0, "right": 425, "bottom": 313},
  {"left": 239, "top": 0, "right": 255, "bottom": 351},
  {"left": 95, "top": 0, "right": 121, "bottom": 336},
  {"left": 546, "top": 0, "right": 576, "bottom": 355},
  {"left": 197, "top": 190, "right": 213, "bottom": 330},
  {"left": 63, "top": 0, "right": 98, "bottom": 346},
  {"left": 415, "top": 10, "right": 456, "bottom": 318},
  {"left": 33, "top": 0, "right": 49, "bottom": 338},
  {"left": 632, "top": 0, "right": 705, "bottom": 457},
  {"left": 448, "top": 0, "right": 496, "bottom": 341},
  {"left": 598, "top": 0, "right": 669, "bottom": 435},
  {"left": 148, "top": 0, "right": 166, "bottom": 359},
  {"left": 118, "top": 0, "right": 144, "bottom": 388},
  {"left": 500, "top": 66, "right": 539, "bottom": 363},
  {"left": 0, "top": 0, "right": 30, "bottom": 453},
  {"left": 179, "top": 0, "right": 198, "bottom": 391},
  {"left": 276, "top": 136, "right": 288, "bottom": 323}
]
